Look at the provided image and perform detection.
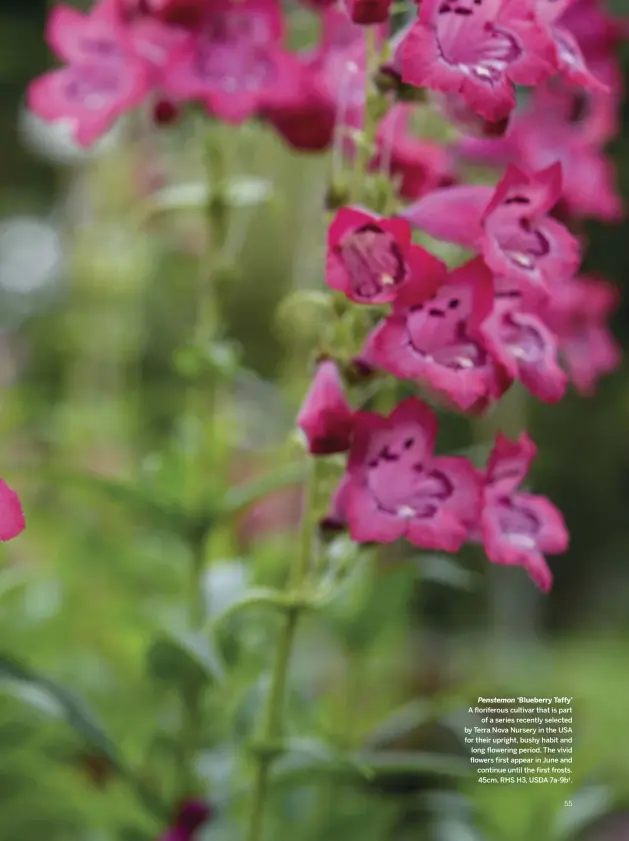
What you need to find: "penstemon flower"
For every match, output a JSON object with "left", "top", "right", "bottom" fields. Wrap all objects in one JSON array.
[
  {"left": 21, "top": 0, "right": 627, "bottom": 838},
  {"left": 479, "top": 432, "right": 569, "bottom": 592}
]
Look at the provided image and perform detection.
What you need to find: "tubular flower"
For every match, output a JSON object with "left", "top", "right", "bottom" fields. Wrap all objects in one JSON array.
[{"left": 481, "top": 433, "right": 569, "bottom": 592}]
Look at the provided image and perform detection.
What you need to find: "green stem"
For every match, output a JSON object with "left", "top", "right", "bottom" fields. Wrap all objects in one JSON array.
[
  {"left": 245, "top": 458, "right": 319, "bottom": 841},
  {"left": 176, "top": 126, "right": 229, "bottom": 798},
  {"left": 352, "top": 26, "right": 380, "bottom": 204}
]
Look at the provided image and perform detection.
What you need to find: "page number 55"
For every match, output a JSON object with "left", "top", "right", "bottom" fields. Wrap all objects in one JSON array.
[{"left": 565, "top": 801, "right": 572, "bottom": 807}]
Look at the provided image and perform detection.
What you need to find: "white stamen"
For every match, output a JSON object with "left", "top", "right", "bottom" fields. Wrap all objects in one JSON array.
[
  {"left": 456, "top": 357, "right": 474, "bottom": 369},
  {"left": 381, "top": 273, "right": 395, "bottom": 286},
  {"left": 511, "top": 251, "right": 534, "bottom": 268},
  {"left": 509, "top": 534, "right": 536, "bottom": 549},
  {"left": 397, "top": 505, "right": 415, "bottom": 518}
]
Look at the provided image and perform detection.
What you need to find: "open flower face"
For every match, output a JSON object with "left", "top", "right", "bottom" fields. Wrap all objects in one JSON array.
[
  {"left": 340, "top": 398, "right": 481, "bottom": 550},
  {"left": 400, "top": 0, "right": 556, "bottom": 122}
]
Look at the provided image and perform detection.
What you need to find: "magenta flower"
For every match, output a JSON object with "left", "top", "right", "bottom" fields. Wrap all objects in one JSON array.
[
  {"left": 431, "top": 91, "right": 511, "bottom": 138},
  {"left": 160, "top": 0, "right": 300, "bottom": 124},
  {"left": 535, "top": 0, "right": 608, "bottom": 91},
  {"left": 455, "top": 86, "right": 625, "bottom": 223},
  {"left": 479, "top": 288, "right": 567, "bottom": 403},
  {"left": 261, "top": 58, "right": 336, "bottom": 152},
  {"left": 0, "top": 479, "right": 25, "bottom": 542},
  {"left": 159, "top": 799, "right": 213, "bottom": 841},
  {"left": 28, "top": 1, "right": 150, "bottom": 145},
  {"left": 369, "top": 104, "right": 457, "bottom": 201},
  {"left": 297, "top": 361, "right": 355, "bottom": 456},
  {"left": 558, "top": 0, "right": 628, "bottom": 63},
  {"left": 343, "top": 0, "right": 392, "bottom": 25},
  {"left": 480, "top": 163, "right": 581, "bottom": 299},
  {"left": 307, "top": 8, "right": 388, "bottom": 139},
  {"left": 336, "top": 398, "right": 481, "bottom": 550},
  {"left": 402, "top": 164, "right": 581, "bottom": 301},
  {"left": 543, "top": 274, "right": 621, "bottom": 395},
  {"left": 361, "top": 257, "right": 509, "bottom": 411},
  {"left": 481, "top": 432, "right": 569, "bottom": 592},
  {"left": 400, "top": 0, "right": 556, "bottom": 123},
  {"left": 326, "top": 207, "right": 446, "bottom": 305}
]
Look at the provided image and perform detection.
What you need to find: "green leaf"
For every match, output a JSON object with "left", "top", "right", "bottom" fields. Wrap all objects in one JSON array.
[
  {"left": 552, "top": 785, "right": 613, "bottom": 841},
  {"left": 417, "top": 554, "right": 479, "bottom": 591},
  {"left": 270, "top": 747, "right": 470, "bottom": 789},
  {"left": 210, "top": 587, "right": 286, "bottom": 632},
  {"left": 0, "top": 568, "right": 30, "bottom": 602},
  {"left": 0, "top": 654, "right": 122, "bottom": 769},
  {"left": 226, "top": 176, "right": 273, "bottom": 207},
  {"left": 353, "top": 749, "right": 472, "bottom": 781},
  {"left": 146, "top": 629, "right": 225, "bottom": 688},
  {"left": 138, "top": 177, "right": 273, "bottom": 222},
  {"left": 33, "top": 467, "right": 202, "bottom": 534},
  {"left": 363, "top": 699, "right": 434, "bottom": 749}
]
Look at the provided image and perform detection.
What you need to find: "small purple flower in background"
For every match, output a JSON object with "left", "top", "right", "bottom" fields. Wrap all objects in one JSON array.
[
  {"left": 158, "top": 799, "right": 213, "bottom": 841},
  {"left": 543, "top": 274, "right": 621, "bottom": 394},
  {"left": 28, "top": 0, "right": 151, "bottom": 145},
  {"left": 481, "top": 432, "right": 569, "bottom": 592},
  {"left": 333, "top": 397, "right": 482, "bottom": 550},
  {"left": 161, "top": 0, "right": 301, "bottom": 124}
]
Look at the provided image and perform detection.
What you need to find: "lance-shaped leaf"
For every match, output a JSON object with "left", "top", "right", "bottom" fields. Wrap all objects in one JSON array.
[
  {"left": 0, "top": 654, "right": 122, "bottom": 769},
  {"left": 146, "top": 629, "right": 225, "bottom": 689},
  {"left": 137, "top": 177, "right": 273, "bottom": 224}
]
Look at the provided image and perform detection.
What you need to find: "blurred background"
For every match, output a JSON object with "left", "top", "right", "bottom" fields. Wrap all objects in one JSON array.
[{"left": 0, "top": 1, "right": 628, "bottom": 840}]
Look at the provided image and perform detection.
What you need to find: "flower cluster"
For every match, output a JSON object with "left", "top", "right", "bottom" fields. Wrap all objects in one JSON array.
[
  {"left": 294, "top": 0, "right": 624, "bottom": 592},
  {"left": 29, "top": 0, "right": 624, "bottom": 594}
]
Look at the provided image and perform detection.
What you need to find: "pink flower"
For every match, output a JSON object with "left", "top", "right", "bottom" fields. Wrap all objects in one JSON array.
[
  {"left": 479, "top": 163, "right": 581, "bottom": 299},
  {"left": 28, "top": 1, "right": 150, "bottom": 145},
  {"left": 403, "top": 164, "right": 580, "bottom": 302},
  {"left": 337, "top": 397, "right": 482, "bottom": 550},
  {"left": 308, "top": 9, "right": 388, "bottom": 137},
  {"left": 535, "top": 0, "right": 608, "bottom": 91},
  {"left": 481, "top": 432, "right": 569, "bottom": 592},
  {"left": 343, "top": 0, "right": 392, "bottom": 25},
  {"left": 558, "top": 0, "right": 628, "bottom": 62},
  {"left": 369, "top": 104, "right": 457, "bottom": 200},
  {"left": 543, "top": 274, "right": 621, "bottom": 394},
  {"left": 361, "top": 257, "right": 509, "bottom": 411},
  {"left": 479, "top": 288, "right": 567, "bottom": 402},
  {"left": 320, "top": 475, "right": 352, "bottom": 532},
  {"left": 159, "top": 799, "right": 213, "bottom": 841},
  {"left": 122, "top": 0, "right": 205, "bottom": 27},
  {"left": 0, "top": 479, "right": 25, "bottom": 542},
  {"left": 431, "top": 91, "right": 511, "bottom": 138},
  {"left": 297, "top": 361, "right": 355, "bottom": 455},
  {"left": 326, "top": 206, "right": 446, "bottom": 305},
  {"left": 455, "top": 87, "right": 625, "bottom": 222},
  {"left": 400, "top": 0, "right": 556, "bottom": 123},
  {"left": 261, "top": 59, "right": 336, "bottom": 152},
  {"left": 160, "top": 0, "right": 300, "bottom": 124}
]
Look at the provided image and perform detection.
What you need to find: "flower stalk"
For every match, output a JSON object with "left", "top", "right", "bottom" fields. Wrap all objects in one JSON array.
[{"left": 245, "top": 457, "right": 319, "bottom": 841}]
